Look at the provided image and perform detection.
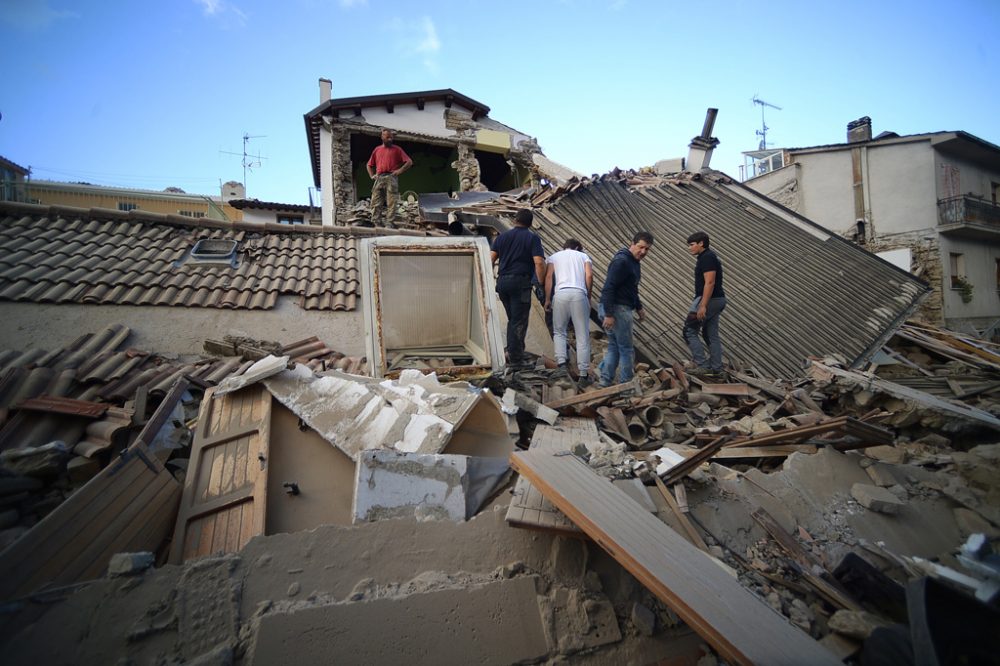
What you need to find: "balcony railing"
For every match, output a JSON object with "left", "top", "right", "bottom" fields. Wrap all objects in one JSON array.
[{"left": 938, "top": 195, "right": 1000, "bottom": 228}]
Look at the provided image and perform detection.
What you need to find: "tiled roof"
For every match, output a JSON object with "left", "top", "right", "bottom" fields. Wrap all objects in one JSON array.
[
  {"left": 0, "top": 323, "right": 367, "bottom": 453},
  {"left": 0, "top": 201, "right": 367, "bottom": 311},
  {"left": 524, "top": 172, "right": 930, "bottom": 379}
]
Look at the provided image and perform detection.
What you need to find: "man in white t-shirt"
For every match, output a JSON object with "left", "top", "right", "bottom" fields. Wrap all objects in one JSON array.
[{"left": 543, "top": 238, "right": 594, "bottom": 386}]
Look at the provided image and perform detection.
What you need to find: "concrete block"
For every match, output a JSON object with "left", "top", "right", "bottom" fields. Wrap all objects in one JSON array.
[
  {"left": 864, "top": 463, "right": 897, "bottom": 488},
  {"left": 249, "top": 576, "right": 549, "bottom": 666},
  {"left": 954, "top": 507, "right": 1000, "bottom": 538},
  {"left": 828, "top": 609, "right": 890, "bottom": 640},
  {"left": 631, "top": 601, "right": 657, "bottom": 636},
  {"left": 851, "top": 483, "right": 905, "bottom": 515},
  {"left": 353, "top": 450, "right": 509, "bottom": 523},
  {"left": 107, "top": 551, "right": 155, "bottom": 576}
]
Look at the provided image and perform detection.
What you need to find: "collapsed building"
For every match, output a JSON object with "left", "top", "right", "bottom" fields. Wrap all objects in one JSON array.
[{"left": 0, "top": 97, "right": 998, "bottom": 665}]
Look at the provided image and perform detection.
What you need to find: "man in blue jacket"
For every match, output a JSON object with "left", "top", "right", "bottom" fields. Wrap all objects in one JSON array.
[{"left": 599, "top": 231, "right": 654, "bottom": 387}]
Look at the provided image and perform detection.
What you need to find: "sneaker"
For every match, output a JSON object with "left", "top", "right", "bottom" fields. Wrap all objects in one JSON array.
[
  {"left": 552, "top": 363, "right": 569, "bottom": 378},
  {"left": 577, "top": 375, "right": 594, "bottom": 389}
]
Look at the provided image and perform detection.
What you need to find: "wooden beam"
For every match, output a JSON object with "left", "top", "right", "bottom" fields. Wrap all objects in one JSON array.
[
  {"left": 653, "top": 476, "right": 708, "bottom": 552},
  {"left": 543, "top": 380, "right": 636, "bottom": 409},
  {"left": 510, "top": 450, "right": 841, "bottom": 666}
]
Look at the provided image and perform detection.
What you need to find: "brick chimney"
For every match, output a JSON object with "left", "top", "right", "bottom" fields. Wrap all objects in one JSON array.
[{"left": 847, "top": 117, "right": 872, "bottom": 143}]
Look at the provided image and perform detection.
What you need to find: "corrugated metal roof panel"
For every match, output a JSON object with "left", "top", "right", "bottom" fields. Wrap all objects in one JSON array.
[{"left": 528, "top": 174, "right": 929, "bottom": 379}]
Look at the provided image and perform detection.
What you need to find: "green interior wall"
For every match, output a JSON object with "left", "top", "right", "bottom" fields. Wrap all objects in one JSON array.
[{"left": 352, "top": 134, "right": 459, "bottom": 200}]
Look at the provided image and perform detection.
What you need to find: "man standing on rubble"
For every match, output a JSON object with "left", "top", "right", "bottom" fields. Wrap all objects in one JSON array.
[
  {"left": 366, "top": 128, "right": 412, "bottom": 228},
  {"left": 491, "top": 209, "right": 546, "bottom": 369},
  {"left": 544, "top": 238, "right": 593, "bottom": 386},
  {"left": 598, "top": 231, "right": 654, "bottom": 387},
  {"left": 683, "top": 230, "right": 727, "bottom": 379}
]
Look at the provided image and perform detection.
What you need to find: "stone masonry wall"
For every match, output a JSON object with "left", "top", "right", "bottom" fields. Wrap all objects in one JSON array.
[{"left": 865, "top": 229, "right": 943, "bottom": 325}]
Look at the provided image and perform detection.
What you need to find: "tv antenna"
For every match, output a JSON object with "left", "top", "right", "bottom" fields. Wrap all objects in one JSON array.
[
  {"left": 220, "top": 132, "right": 267, "bottom": 193},
  {"left": 752, "top": 95, "right": 782, "bottom": 150}
]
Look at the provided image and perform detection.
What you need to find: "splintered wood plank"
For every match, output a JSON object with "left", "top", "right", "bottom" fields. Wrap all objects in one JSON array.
[
  {"left": 0, "top": 442, "right": 179, "bottom": 601},
  {"left": 506, "top": 417, "right": 598, "bottom": 535},
  {"left": 510, "top": 450, "right": 841, "bottom": 666}
]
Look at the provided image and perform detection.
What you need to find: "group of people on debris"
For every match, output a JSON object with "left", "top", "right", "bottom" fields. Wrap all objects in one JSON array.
[
  {"left": 490, "top": 209, "right": 728, "bottom": 387},
  {"left": 365, "top": 129, "right": 729, "bottom": 385}
]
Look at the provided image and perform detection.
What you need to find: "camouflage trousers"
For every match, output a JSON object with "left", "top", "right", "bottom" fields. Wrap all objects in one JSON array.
[{"left": 370, "top": 174, "right": 399, "bottom": 227}]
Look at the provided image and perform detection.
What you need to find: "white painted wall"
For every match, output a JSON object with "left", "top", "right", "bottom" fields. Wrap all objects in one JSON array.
[
  {"left": 361, "top": 101, "right": 455, "bottom": 138},
  {"left": 795, "top": 150, "right": 855, "bottom": 233},
  {"left": 867, "top": 140, "right": 938, "bottom": 235},
  {"left": 939, "top": 235, "right": 1000, "bottom": 320}
]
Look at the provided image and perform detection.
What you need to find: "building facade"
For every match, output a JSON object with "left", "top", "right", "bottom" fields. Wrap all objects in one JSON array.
[
  {"left": 744, "top": 118, "right": 1000, "bottom": 332},
  {"left": 303, "top": 81, "right": 579, "bottom": 227}
]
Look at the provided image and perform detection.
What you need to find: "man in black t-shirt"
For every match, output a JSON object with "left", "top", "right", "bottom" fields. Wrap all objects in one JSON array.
[
  {"left": 491, "top": 209, "right": 545, "bottom": 369},
  {"left": 683, "top": 231, "right": 728, "bottom": 378}
]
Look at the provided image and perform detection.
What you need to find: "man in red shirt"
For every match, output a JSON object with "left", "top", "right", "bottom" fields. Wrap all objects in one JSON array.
[{"left": 366, "top": 128, "right": 413, "bottom": 228}]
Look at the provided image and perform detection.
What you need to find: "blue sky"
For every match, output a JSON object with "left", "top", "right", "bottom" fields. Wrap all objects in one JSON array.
[{"left": 2, "top": 0, "right": 998, "bottom": 204}]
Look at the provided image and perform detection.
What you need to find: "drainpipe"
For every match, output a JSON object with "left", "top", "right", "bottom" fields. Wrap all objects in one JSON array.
[{"left": 847, "top": 117, "right": 872, "bottom": 237}]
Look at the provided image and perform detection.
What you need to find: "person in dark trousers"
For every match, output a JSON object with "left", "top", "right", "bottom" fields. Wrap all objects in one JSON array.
[
  {"left": 598, "top": 231, "right": 654, "bottom": 387},
  {"left": 491, "top": 209, "right": 545, "bottom": 369},
  {"left": 366, "top": 128, "right": 412, "bottom": 228},
  {"left": 683, "top": 230, "right": 728, "bottom": 378}
]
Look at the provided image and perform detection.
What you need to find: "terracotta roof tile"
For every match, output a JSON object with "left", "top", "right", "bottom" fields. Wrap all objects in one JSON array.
[{"left": 0, "top": 202, "right": 389, "bottom": 312}]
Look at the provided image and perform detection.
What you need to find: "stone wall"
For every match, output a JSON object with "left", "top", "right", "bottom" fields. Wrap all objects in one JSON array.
[
  {"left": 331, "top": 126, "right": 355, "bottom": 213},
  {"left": 866, "top": 229, "right": 943, "bottom": 325}
]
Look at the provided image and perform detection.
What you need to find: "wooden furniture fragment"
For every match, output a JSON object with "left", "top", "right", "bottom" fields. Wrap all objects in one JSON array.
[
  {"left": 510, "top": 450, "right": 841, "bottom": 666},
  {"left": 169, "top": 384, "right": 272, "bottom": 564},
  {"left": 0, "top": 440, "right": 180, "bottom": 601}
]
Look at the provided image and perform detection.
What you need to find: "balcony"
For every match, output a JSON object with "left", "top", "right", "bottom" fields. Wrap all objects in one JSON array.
[{"left": 938, "top": 195, "right": 1000, "bottom": 240}]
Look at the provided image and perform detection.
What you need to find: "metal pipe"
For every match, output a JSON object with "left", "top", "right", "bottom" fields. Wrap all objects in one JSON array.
[{"left": 701, "top": 108, "right": 719, "bottom": 139}]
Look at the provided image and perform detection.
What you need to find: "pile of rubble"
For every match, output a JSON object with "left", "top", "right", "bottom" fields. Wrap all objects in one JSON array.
[{"left": 1, "top": 319, "right": 998, "bottom": 664}]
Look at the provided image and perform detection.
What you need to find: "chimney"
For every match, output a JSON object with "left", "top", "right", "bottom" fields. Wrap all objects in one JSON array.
[
  {"left": 687, "top": 108, "right": 720, "bottom": 172},
  {"left": 319, "top": 77, "right": 332, "bottom": 104},
  {"left": 847, "top": 116, "right": 872, "bottom": 143}
]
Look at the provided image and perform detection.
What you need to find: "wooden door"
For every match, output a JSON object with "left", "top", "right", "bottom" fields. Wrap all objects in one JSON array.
[{"left": 169, "top": 385, "right": 271, "bottom": 564}]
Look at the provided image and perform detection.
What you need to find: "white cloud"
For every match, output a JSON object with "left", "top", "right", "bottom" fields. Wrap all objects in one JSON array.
[
  {"left": 412, "top": 16, "right": 441, "bottom": 72},
  {"left": 194, "top": 0, "right": 247, "bottom": 27},
  {"left": 339, "top": 0, "right": 368, "bottom": 7},
  {"left": 0, "top": 0, "right": 78, "bottom": 31},
  {"left": 609, "top": 0, "right": 627, "bottom": 10}
]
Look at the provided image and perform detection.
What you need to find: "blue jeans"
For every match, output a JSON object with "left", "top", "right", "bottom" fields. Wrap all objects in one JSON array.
[
  {"left": 599, "top": 303, "right": 635, "bottom": 385},
  {"left": 552, "top": 288, "right": 591, "bottom": 373},
  {"left": 497, "top": 274, "right": 532, "bottom": 364},
  {"left": 683, "top": 296, "right": 727, "bottom": 372}
]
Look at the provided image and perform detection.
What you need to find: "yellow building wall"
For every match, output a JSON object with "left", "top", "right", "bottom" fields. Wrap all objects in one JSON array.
[{"left": 26, "top": 185, "right": 242, "bottom": 221}]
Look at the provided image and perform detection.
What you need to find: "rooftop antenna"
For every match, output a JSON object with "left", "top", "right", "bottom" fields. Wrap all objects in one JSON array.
[
  {"left": 752, "top": 95, "right": 782, "bottom": 150},
  {"left": 220, "top": 132, "right": 267, "bottom": 194}
]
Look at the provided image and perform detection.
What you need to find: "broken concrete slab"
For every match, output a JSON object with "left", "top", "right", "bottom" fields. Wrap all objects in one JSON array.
[
  {"left": 352, "top": 449, "right": 510, "bottom": 523},
  {"left": 247, "top": 576, "right": 549, "bottom": 666},
  {"left": 851, "top": 483, "right": 906, "bottom": 514},
  {"left": 213, "top": 354, "right": 289, "bottom": 396},
  {"left": 264, "top": 366, "right": 512, "bottom": 462},
  {"left": 503, "top": 388, "right": 558, "bottom": 425},
  {"left": 108, "top": 551, "right": 155, "bottom": 577}
]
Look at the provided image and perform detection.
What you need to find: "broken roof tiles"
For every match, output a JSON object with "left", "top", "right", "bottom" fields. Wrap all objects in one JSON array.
[
  {"left": 0, "top": 201, "right": 366, "bottom": 311},
  {"left": 499, "top": 172, "right": 930, "bottom": 379}
]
